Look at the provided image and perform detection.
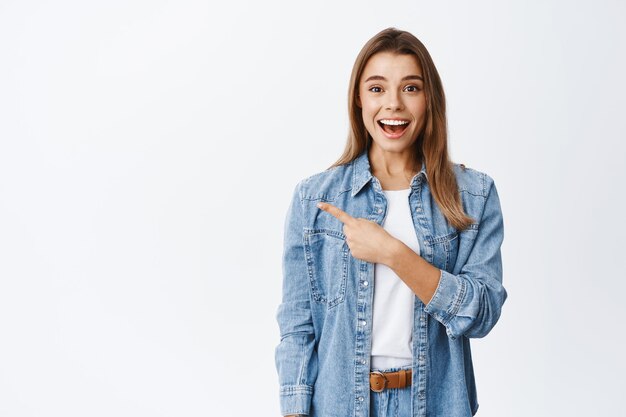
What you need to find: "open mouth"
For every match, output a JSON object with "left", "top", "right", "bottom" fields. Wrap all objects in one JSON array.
[{"left": 377, "top": 119, "right": 410, "bottom": 137}]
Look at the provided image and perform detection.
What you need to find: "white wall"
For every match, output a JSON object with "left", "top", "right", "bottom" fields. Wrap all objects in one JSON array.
[{"left": 1, "top": 1, "right": 624, "bottom": 415}]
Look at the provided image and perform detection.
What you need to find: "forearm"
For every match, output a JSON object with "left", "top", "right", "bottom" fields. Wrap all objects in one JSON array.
[{"left": 384, "top": 238, "right": 441, "bottom": 305}]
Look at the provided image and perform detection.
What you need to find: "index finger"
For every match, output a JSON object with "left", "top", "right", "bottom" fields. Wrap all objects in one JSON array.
[{"left": 317, "top": 202, "right": 355, "bottom": 224}]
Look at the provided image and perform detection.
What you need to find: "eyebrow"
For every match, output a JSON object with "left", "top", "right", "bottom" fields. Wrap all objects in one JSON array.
[{"left": 364, "top": 75, "right": 424, "bottom": 82}]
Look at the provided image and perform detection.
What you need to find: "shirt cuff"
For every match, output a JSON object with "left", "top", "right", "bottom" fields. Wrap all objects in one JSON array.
[
  {"left": 423, "top": 269, "right": 467, "bottom": 339},
  {"left": 279, "top": 384, "right": 313, "bottom": 416}
]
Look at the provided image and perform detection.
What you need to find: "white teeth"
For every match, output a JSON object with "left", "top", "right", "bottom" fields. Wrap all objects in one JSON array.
[{"left": 379, "top": 119, "right": 409, "bottom": 126}]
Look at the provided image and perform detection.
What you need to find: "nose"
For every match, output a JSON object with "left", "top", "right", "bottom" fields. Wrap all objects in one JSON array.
[{"left": 385, "top": 90, "right": 404, "bottom": 111}]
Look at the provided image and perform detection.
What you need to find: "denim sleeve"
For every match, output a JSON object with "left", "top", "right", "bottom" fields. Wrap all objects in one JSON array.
[
  {"left": 424, "top": 176, "right": 507, "bottom": 340},
  {"left": 274, "top": 180, "right": 318, "bottom": 416}
]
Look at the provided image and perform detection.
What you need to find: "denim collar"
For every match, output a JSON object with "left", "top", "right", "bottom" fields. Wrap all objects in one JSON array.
[{"left": 351, "top": 148, "right": 428, "bottom": 197}]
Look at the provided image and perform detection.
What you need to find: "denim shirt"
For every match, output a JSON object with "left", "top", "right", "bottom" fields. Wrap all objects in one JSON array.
[{"left": 274, "top": 149, "right": 507, "bottom": 417}]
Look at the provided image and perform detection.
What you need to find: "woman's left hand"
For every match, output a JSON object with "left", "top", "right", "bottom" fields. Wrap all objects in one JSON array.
[{"left": 317, "top": 201, "right": 397, "bottom": 265}]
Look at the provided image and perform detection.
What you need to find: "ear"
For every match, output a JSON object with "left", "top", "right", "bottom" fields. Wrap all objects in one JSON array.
[{"left": 355, "top": 93, "right": 362, "bottom": 108}]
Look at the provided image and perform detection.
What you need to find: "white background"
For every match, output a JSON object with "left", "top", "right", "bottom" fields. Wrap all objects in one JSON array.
[{"left": 1, "top": 1, "right": 625, "bottom": 416}]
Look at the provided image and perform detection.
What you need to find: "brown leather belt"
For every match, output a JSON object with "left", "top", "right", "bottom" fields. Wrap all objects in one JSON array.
[{"left": 369, "top": 369, "right": 412, "bottom": 392}]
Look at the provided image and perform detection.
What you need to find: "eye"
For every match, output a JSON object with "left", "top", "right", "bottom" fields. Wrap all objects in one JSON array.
[
  {"left": 368, "top": 86, "right": 383, "bottom": 93},
  {"left": 403, "top": 85, "right": 421, "bottom": 92}
]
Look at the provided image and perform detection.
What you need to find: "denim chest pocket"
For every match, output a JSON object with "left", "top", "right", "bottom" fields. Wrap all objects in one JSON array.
[
  {"left": 431, "top": 223, "right": 479, "bottom": 272},
  {"left": 431, "top": 231, "right": 459, "bottom": 272},
  {"left": 303, "top": 228, "right": 349, "bottom": 309}
]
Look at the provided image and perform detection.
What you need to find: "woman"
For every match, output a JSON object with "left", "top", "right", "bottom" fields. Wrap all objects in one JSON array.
[{"left": 275, "top": 27, "right": 506, "bottom": 417}]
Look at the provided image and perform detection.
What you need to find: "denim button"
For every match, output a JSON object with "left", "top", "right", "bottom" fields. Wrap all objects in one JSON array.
[
  {"left": 363, "top": 281, "right": 368, "bottom": 286},
  {"left": 358, "top": 396, "right": 364, "bottom": 401},
  {"left": 377, "top": 208, "right": 383, "bottom": 213},
  {"left": 361, "top": 359, "right": 366, "bottom": 364},
  {"left": 360, "top": 320, "right": 366, "bottom": 326}
]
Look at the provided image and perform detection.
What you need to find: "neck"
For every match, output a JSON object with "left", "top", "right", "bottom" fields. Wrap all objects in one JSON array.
[{"left": 368, "top": 145, "right": 421, "bottom": 179}]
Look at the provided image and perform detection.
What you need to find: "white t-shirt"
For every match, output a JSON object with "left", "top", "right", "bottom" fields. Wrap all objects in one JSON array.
[{"left": 370, "top": 188, "right": 420, "bottom": 370}]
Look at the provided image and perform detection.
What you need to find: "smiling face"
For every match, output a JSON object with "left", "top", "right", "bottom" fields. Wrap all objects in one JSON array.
[{"left": 357, "top": 51, "right": 427, "bottom": 154}]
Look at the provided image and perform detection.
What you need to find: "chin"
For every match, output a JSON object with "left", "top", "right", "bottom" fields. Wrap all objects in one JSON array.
[{"left": 372, "top": 137, "right": 415, "bottom": 153}]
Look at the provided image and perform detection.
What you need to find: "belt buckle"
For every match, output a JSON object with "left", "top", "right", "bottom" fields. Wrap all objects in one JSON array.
[{"left": 370, "top": 371, "right": 388, "bottom": 392}]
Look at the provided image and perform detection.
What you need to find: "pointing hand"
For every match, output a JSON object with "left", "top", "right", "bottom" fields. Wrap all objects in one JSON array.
[{"left": 316, "top": 202, "right": 397, "bottom": 265}]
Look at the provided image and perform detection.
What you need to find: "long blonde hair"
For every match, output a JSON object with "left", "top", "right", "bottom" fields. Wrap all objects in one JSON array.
[{"left": 328, "top": 27, "right": 475, "bottom": 231}]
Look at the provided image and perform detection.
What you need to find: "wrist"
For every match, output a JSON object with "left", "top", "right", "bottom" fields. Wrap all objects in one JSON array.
[{"left": 383, "top": 237, "right": 404, "bottom": 268}]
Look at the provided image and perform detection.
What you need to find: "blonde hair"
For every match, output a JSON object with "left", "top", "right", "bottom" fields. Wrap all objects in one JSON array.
[{"left": 328, "top": 27, "right": 475, "bottom": 231}]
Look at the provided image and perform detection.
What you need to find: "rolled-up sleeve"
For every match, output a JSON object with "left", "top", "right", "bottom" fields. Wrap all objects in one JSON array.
[
  {"left": 274, "top": 180, "right": 318, "bottom": 416},
  {"left": 424, "top": 176, "right": 507, "bottom": 340}
]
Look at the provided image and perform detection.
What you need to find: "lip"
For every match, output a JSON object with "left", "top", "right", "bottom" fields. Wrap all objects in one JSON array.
[
  {"left": 378, "top": 117, "right": 410, "bottom": 121},
  {"left": 377, "top": 118, "right": 411, "bottom": 139}
]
